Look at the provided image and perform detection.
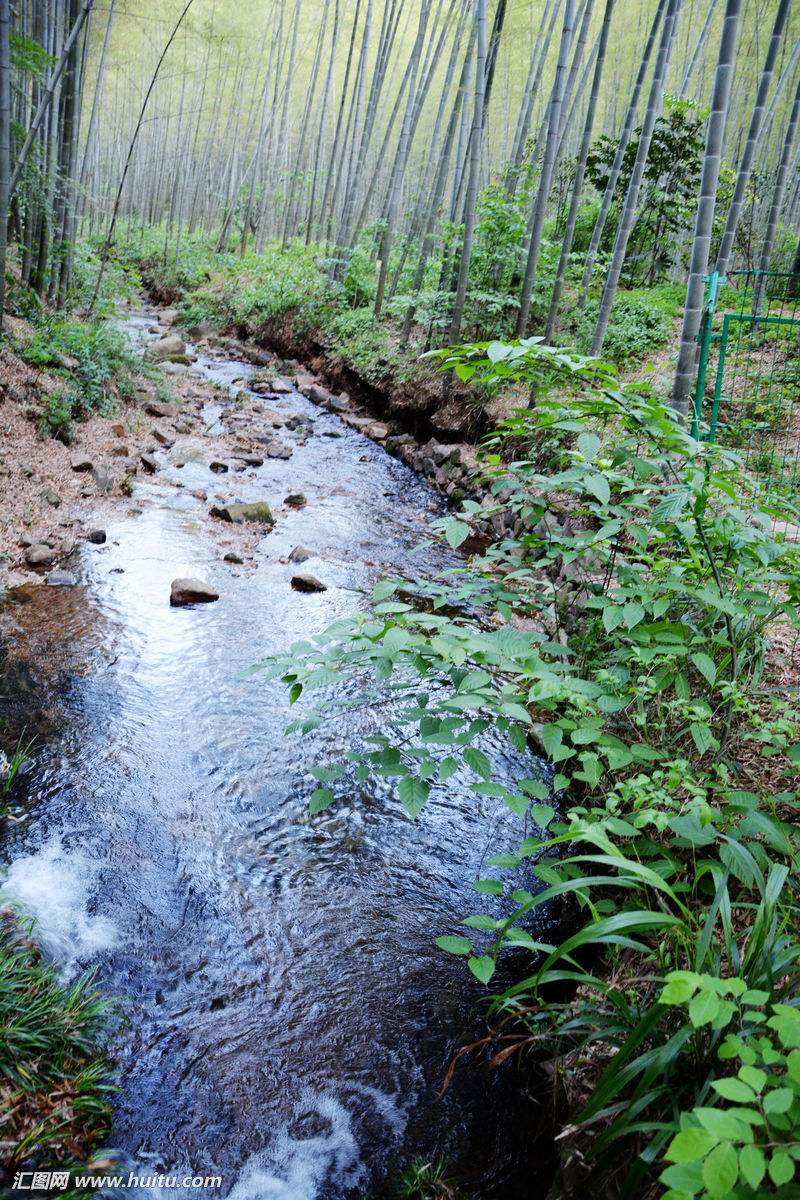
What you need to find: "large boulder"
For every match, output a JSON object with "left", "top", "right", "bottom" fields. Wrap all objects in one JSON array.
[
  {"left": 170, "top": 578, "right": 219, "bottom": 606},
  {"left": 148, "top": 334, "right": 186, "bottom": 362},
  {"left": 209, "top": 501, "right": 274, "bottom": 526}
]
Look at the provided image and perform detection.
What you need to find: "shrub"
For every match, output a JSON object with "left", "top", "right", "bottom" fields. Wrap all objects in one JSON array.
[
  {"left": 577, "top": 288, "right": 678, "bottom": 365},
  {"left": 22, "top": 314, "right": 140, "bottom": 419},
  {"left": 322, "top": 305, "right": 398, "bottom": 383},
  {"left": 38, "top": 392, "right": 73, "bottom": 442}
]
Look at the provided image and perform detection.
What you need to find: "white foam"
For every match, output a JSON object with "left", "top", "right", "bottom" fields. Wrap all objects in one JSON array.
[
  {"left": 227, "top": 1086, "right": 404, "bottom": 1200},
  {"left": 0, "top": 836, "right": 118, "bottom": 975}
]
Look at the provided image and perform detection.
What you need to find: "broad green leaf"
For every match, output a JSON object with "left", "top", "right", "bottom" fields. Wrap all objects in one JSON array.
[
  {"left": 763, "top": 1086, "right": 793, "bottom": 1114},
  {"left": 585, "top": 472, "right": 610, "bottom": 506},
  {"left": 443, "top": 518, "right": 470, "bottom": 549},
  {"left": 689, "top": 990, "right": 720, "bottom": 1027},
  {"left": 661, "top": 972, "right": 700, "bottom": 1005},
  {"left": 665, "top": 1127, "right": 717, "bottom": 1164},
  {"left": 577, "top": 431, "right": 601, "bottom": 460},
  {"left": 603, "top": 605, "right": 624, "bottom": 633},
  {"left": 694, "top": 1108, "right": 750, "bottom": 1142},
  {"left": 623, "top": 602, "right": 645, "bottom": 629},
  {"left": 738, "top": 1066, "right": 767, "bottom": 1092},
  {"left": 738, "top": 1145, "right": 765, "bottom": 1189},
  {"left": 702, "top": 1141, "right": 738, "bottom": 1197},
  {"left": 768, "top": 1151, "right": 794, "bottom": 1187},
  {"left": 464, "top": 746, "right": 492, "bottom": 780},
  {"left": 435, "top": 935, "right": 473, "bottom": 956},
  {"left": 690, "top": 652, "right": 717, "bottom": 684},
  {"left": 372, "top": 580, "right": 398, "bottom": 602},
  {"left": 711, "top": 1078, "right": 755, "bottom": 1103},
  {"left": 472, "top": 879, "right": 504, "bottom": 896},
  {"left": 660, "top": 1160, "right": 704, "bottom": 1193},
  {"left": 309, "top": 788, "right": 334, "bottom": 815},
  {"left": 398, "top": 776, "right": 429, "bottom": 819},
  {"left": 690, "top": 723, "right": 717, "bottom": 755},
  {"left": 468, "top": 955, "right": 495, "bottom": 984}
]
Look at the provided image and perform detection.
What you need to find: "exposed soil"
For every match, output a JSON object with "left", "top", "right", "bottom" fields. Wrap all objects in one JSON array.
[{"left": 0, "top": 320, "right": 312, "bottom": 589}]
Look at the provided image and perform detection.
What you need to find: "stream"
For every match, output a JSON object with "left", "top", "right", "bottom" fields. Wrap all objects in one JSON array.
[{"left": 0, "top": 303, "right": 551, "bottom": 1199}]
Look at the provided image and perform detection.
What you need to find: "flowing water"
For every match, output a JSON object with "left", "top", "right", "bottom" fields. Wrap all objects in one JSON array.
[{"left": 0, "top": 305, "right": 551, "bottom": 1199}]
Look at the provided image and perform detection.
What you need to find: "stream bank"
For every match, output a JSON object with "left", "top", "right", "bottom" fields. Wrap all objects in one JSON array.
[{"left": 0, "top": 299, "right": 555, "bottom": 1198}]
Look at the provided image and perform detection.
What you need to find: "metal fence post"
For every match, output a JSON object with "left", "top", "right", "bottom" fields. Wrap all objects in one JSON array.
[{"left": 691, "top": 270, "right": 725, "bottom": 439}]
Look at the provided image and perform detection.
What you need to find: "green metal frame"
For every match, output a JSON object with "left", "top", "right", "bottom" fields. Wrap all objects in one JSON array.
[
  {"left": 691, "top": 270, "right": 725, "bottom": 439},
  {"left": 693, "top": 269, "right": 800, "bottom": 447},
  {"left": 707, "top": 312, "right": 800, "bottom": 445}
]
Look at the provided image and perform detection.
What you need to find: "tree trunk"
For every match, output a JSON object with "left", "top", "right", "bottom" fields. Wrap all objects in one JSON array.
[
  {"left": 448, "top": 0, "right": 486, "bottom": 343},
  {"left": 590, "top": 0, "right": 681, "bottom": 353},
  {"left": 11, "top": 0, "right": 95, "bottom": 195},
  {"left": 373, "top": 0, "right": 429, "bottom": 318},
  {"left": 715, "top": 0, "right": 791, "bottom": 275},
  {"left": 577, "top": 0, "right": 667, "bottom": 309},
  {"left": 545, "top": 0, "right": 615, "bottom": 340},
  {"left": 89, "top": 0, "right": 197, "bottom": 312},
  {"left": 78, "top": 0, "right": 115, "bottom": 217},
  {"left": 678, "top": 0, "right": 716, "bottom": 97},
  {"left": 515, "top": 0, "right": 575, "bottom": 337},
  {"left": 672, "top": 0, "right": 742, "bottom": 416},
  {"left": 506, "top": 0, "right": 558, "bottom": 195},
  {"left": 752, "top": 70, "right": 800, "bottom": 312}
]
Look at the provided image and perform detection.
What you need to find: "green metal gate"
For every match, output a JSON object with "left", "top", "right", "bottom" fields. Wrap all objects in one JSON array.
[{"left": 692, "top": 269, "right": 800, "bottom": 503}]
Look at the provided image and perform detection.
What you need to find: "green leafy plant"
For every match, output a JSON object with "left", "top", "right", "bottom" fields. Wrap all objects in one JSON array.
[
  {"left": 1, "top": 734, "right": 35, "bottom": 800},
  {"left": 0, "top": 915, "right": 114, "bottom": 1169},
  {"left": 267, "top": 336, "right": 800, "bottom": 1197},
  {"left": 396, "top": 1156, "right": 462, "bottom": 1199},
  {"left": 38, "top": 391, "right": 73, "bottom": 442},
  {"left": 660, "top": 978, "right": 800, "bottom": 1198}
]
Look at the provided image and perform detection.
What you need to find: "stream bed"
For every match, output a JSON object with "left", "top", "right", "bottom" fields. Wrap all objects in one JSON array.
[{"left": 0, "top": 304, "right": 550, "bottom": 1199}]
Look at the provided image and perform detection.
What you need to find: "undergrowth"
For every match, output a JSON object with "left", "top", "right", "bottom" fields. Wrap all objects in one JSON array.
[
  {"left": 0, "top": 914, "right": 114, "bottom": 1181},
  {"left": 102, "top": 219, "right": 680, "bottom": 391},
  {"left": 269, "top": 339, "right": 800, "bottom": 1199}
]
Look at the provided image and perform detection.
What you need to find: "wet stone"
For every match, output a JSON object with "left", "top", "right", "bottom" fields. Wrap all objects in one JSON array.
[
  {"left": 87, "top": 529, "right": 107, "bottom": 544},
  {"left": 170, "top": 578, "right": 220, "bottom": 606},
  {"left": 290, "top": 573, "right": 327, "bottom": 593},
  {"left": 47, "top": 570, "right": 78, "bottom": 587},
  {"left": 288, "top": 545, "right": 312, "bottom": 564},
  {"left": 284, "top": 492, "right": 307, "bottom": 509},
  {"left": 209, "top": 501, "right": 274, "bottom": 526},
  {"left": 148, "top": 334, "right": 186, "bottom": 362},
  {"left": 140, "top": 453, "right": 158, "bottom": 474}
]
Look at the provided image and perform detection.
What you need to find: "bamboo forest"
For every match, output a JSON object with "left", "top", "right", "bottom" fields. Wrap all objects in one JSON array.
[{"left": 2, "top": 0, "right": 800, "bottom": 1196}]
